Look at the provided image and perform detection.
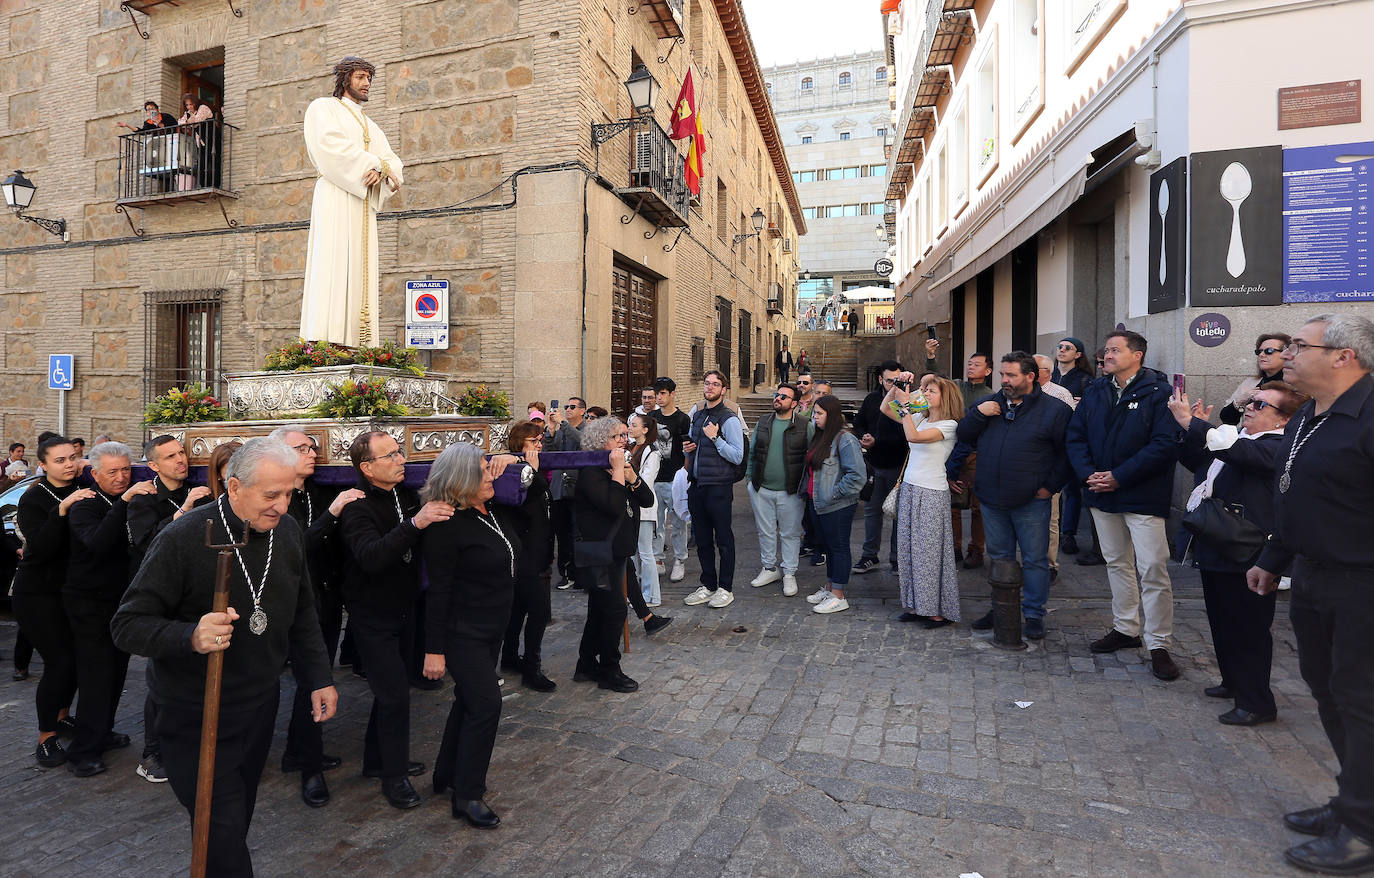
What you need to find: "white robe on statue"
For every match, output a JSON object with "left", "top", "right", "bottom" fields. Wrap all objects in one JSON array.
[{"left": 299, "top": 95, "right": 404, "bottom": 347}]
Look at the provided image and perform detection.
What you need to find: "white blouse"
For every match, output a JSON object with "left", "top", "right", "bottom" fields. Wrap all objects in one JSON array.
[{"left": 901, "top": 418, "right": 959, "bottom": 490}]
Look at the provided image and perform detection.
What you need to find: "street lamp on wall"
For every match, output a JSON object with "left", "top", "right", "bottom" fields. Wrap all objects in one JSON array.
[
  {"left": 2, "top": 170, "right": 68, "bottom": 242},
  {"left": 732, "top": 207, "right": 766, "bottom": 245},
  {"left": 591, "top": 65, "right": 663, "bottom": 146}
]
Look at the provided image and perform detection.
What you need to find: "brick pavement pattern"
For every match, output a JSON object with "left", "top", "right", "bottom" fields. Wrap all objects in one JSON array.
[{"left": 1, "top": 487, "right": 1333, "bottom": 877}]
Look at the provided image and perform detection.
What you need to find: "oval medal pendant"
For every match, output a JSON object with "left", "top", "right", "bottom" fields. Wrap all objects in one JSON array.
[
  {"left": 1278, "top": 472, "right": 1291, "bottom": 494},
  {"left": 249, "top": 609, "right": 268, "bottom": 635}
]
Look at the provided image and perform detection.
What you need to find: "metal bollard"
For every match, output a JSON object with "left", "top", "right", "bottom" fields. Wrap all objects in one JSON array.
[{"left": 988, "top": 558, "right": 1028, "bottom": 651}]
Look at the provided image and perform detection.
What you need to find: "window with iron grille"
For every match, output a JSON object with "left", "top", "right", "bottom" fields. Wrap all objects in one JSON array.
[
  {"left": 737, "top": 310, "right": 752, "bottom": 386},
  {"left": 690, "top": 336, "right": 705, "bottom": 380},
  {"left": 143, "top": 289, "right": 223, "bottom": 405},
  {"left": 714, "top": 297, "right": 733, "bottom": 382}
]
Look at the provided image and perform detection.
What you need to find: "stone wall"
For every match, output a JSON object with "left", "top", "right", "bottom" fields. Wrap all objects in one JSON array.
[{"left": 0, "top": 0, "right": 803, "bottom": 445}]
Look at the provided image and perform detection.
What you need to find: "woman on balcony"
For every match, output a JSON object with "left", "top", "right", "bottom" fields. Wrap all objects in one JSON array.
[{"left": 176, "top": 93, "right": 215, "bottom": 191}]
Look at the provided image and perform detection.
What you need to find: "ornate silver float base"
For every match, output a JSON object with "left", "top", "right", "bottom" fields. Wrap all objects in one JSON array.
[{"left": 224, "top": 366, "right": 452, "bottom": 419}]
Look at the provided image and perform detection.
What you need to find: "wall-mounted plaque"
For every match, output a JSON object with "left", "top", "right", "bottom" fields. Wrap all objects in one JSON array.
[{"left": 1278, "top": 81, "right": 1362, "bottom": 131}]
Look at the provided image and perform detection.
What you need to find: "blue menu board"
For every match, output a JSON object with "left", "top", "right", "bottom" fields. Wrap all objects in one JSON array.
[{"left": 1283, "top": 141, "right": 1373, "bottom": 302}]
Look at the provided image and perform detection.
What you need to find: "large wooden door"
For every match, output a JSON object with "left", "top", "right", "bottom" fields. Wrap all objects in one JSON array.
[{"left": 611, "top": 264, "right": 658, "bottom": 417}]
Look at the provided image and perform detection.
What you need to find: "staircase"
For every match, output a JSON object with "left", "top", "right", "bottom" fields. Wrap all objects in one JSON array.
[{"left": 791, "top": 330, "right": 860, "bottom": 388}]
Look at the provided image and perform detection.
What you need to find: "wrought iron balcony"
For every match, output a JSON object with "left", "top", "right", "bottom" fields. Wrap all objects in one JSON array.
[
  {"left": 116, "top": 118, "right": 238, "bottom": 210},
  {"left": 767, "top": 202, "right": 784, "bottom": 238},
  {"left": 616, "top": 118, "right": 691, "bottom": 229}
]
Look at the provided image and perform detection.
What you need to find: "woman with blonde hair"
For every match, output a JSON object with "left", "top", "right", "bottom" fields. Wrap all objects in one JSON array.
[{"left": 883, "top": 372, "right": 964, "bottom": 627}]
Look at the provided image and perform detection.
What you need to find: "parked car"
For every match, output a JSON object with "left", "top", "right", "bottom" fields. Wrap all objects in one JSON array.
[{"left": 0, "top": 476, "right": 37, "bottom": 603}]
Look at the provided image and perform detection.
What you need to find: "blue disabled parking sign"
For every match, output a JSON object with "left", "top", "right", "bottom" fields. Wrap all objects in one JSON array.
[{"left": 49, "top": 354, "right": 74, "bottom": 391}]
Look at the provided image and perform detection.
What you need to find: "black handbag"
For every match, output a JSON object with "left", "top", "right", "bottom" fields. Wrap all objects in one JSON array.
[
  {"left": 574, "top": 515, "right": 624, "bottom": 571},
  {"left": 1181, "top": 498, "right": 1266, "bottom": 566}
]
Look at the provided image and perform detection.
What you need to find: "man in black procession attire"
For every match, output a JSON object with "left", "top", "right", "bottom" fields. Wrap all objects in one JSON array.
[
  {"left": 1246, "top": 315, "right": 1374, "bottom": 875},
  {"left": 128, "top": 434, "right": 212, "bottom": 783},
  {"left": 112, "top": 438, "right": 338, "bottom": 878},
  {"left": 63, "top": 441, "right": 156, "bottom": 777},
  {"left": 268, "top": 427, "right": 364, "bottom": 807},
  {"left": 337, "top": 430, "right": 453, "bottom": 809}
]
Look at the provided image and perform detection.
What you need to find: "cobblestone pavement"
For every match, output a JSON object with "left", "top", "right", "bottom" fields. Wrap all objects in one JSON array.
[{"left": 1, "top": 487, "right": 1334, "bottom": 877}]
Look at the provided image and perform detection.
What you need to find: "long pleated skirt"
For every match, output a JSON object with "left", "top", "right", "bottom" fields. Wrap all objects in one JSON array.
[{"left": 896, "top": 481, "right": 961, "bottom": 621}]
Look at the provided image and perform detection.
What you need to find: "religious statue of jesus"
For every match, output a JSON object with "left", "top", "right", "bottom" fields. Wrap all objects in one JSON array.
[{"left": 299, "top": 56, "right": 404, "bottom": 348}]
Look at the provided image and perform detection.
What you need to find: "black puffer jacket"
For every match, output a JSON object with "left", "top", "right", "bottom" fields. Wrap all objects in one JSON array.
[{"left": 955, "top": 385, "right": 1073, "bottom": 509}]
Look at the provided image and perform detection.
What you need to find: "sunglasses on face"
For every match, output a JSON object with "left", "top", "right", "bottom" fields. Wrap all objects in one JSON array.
[
  {"left": 1255, "top": 347, "right": 1284, "bottom": 356},
  {"left": 1245, "top": 399, "right": 1287, "bottom": 414},
  {"left": 1057, "top": 343, "right": 1076, "bottom": 351}
]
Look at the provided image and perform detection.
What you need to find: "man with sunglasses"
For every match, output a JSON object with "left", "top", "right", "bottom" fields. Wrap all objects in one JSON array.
[
  {"left": 795, "top": 372, "right": 818, "bottom": 417},
  {"left": 548, "top": 397, "right": 588, "bottom": 588},
  {"left": 1246, "top": 315, "right": 1374, "bottom": 875},
  {"left": 338, "top": 431, "right": 453, "bottom": 810},
  {"left": 745, "top": 383, "right": 811, "bottom": 597},
  {"left": 268, "top": 427, "right": 364, "bottom": 807}
]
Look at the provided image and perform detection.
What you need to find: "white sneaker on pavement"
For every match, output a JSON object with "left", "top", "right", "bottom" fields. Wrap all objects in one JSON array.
[
  {"left": 670, "top": 561, "right": 686, "bottom": 582},
  {"left": 750, "top": 568, "right": 782, "bottom": 588},
  {"left": 656, "top": 560, "right": 666, "bottom": 575},
  {"left": 684, "top": 585, "right": 713, "bottom": 605},
  {"left": 813, "top": 595, "right": 850, "bottom": 614},
  {"left": 806, "top": 587, "right": 832, "bottom": 604},
  {"left": 782, "top": 574, "right": 798, "bottom": 596},
  {"left": 707, "top": 588, "right": 735, "bottom": 608}
]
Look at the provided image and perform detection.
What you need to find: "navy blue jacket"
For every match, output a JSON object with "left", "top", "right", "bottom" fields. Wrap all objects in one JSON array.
[
  {"left": 1066, "top": 368, "right": 1180, "bottom": 518},
  {"left": 955, "top": 385, "right": 1073, "bottom": 509},
  {"left": 1177, "top": 419, "right": 1285, "bottom": 573}
]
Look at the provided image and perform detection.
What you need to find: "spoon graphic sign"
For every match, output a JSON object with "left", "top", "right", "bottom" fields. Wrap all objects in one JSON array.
[
  {"left": 1220, "top": 162, "right": 1252, "bottom": 278},
  {"left": 1157, "top": 179, "right": 1170, "bottom": 285}
]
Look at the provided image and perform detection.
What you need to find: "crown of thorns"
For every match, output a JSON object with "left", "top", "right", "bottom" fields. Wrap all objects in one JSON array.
[{"left": 332, "top": 56, "right": 376, "bottom": 97}]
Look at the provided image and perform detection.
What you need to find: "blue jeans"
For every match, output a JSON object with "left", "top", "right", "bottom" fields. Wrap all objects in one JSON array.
[
  {"left": 688, "top": 482, "right": 735, "bottom": 591},
  {"left": 1061, "top": 480, "right": 1083, "bottom": 537},
  {"left": 980, "top": 497, "right": 1052, "bottom": 619},
  {"left": 812, "top": 502, "right": 857, "bottom": 588},
  {"left": 861, "top": 465, "right": 900, "bottom": 564}
]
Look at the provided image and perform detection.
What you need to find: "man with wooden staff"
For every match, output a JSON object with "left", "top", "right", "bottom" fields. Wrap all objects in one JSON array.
[{"left": 113, "top": 438, "right": 338, "bottom": 878}]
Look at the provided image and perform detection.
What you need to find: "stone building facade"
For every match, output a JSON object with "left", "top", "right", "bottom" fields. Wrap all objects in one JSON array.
[
  {"left": 762, "top": 50, "right": 890, "bottom": 302},
  {"left": 0, "top": 0, "right": 804, "bottom": 444}
]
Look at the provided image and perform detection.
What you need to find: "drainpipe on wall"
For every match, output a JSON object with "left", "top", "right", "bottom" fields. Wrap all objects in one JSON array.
[{"left": 580, "top": 172, "right": 590, "bottom": 400}]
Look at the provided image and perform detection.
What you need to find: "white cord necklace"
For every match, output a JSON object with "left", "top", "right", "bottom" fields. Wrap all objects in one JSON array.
[
  {"left": 95, "top": 490, "right": 135, "bottom": 546},
  {"left": 216, "top": 495, "right": 274, "bottom": 635},
  {"left": 296, "top": 488, "right": 313, "bottom": 527},
  {"left": 37, "top": 482, "right": 64, "bottom": 504},
  {"left": 1279, "top": 414, "right": 1327, "bottom": 494},
  {"left": 472, "top": 508, "right": 515, "bottom": 578},
  {"left": 391, "top": 488, "right": 412, "bottom": 563}
]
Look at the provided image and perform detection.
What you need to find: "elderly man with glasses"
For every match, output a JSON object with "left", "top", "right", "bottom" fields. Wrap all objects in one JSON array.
[
  {"left": 745, "top": 383, "right": 811, "bottom": 597},
  {"left": 268, "top": 427, "right": 365, "bottom": 807}
]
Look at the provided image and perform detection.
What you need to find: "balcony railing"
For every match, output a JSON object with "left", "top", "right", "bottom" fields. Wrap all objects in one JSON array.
[
  {"left": 617, "top": 119, "right": 691, "bottom": 228},
  {"left": 116, "top": 118, "right": 238, "bottom": 208},
  {"left": 864, "top": 312, "right": 896, "bottom": 335},
  {"left": 767, "top": 202, "right": 784, "bottom": 238},
  {"left": 767, "top": 282, "right": 784, "bottom": 315}
]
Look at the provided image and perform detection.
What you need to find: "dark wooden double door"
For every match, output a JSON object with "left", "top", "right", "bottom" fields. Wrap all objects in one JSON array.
[{"left": 611, "top": 264, "right": 658, "bottom": 418}]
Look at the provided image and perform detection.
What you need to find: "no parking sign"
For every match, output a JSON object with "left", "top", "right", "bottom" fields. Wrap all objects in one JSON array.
[{"left": 405, "top": 279, "right": 449, "bottom": 349}]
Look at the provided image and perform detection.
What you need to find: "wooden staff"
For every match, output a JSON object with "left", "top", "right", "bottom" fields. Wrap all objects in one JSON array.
[
  {"left": 621, "top": 563, "right": 631, "bottom": 654},
  {"left": 193, "top": 519, "right": 247, "bottom": 878}
]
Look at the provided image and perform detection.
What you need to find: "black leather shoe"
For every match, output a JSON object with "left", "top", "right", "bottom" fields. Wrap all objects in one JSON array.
[
  {"left": 381, "top": 777, "right": 422, "bottom": 810},
  {"left": 1023, "top": 617, "right": 1045, "bottom": 640},
  {"left": 56, "top": 716, "right": 77, "bottom": 736},
  {"left": 573, "top": 661, "right": 603, "bottom": 683},
  {"left": 1285, "top": 825, "right": 1374, "bottom": 875},
  {"left": 1060, "top": 534, "right": 1079, "bottom": 555},
  {"left": 1150, "top": 648, "right": 1181, "bottom": 681},
  {"left": 919, "top": 617, "right": 954, "bottom": 630},
  {"left": 1219, "top": 707, "right": 1276, "bottom": 726},
  {"left": 452, "top": 797, "right": 500, "bottom": 829},
  {"left": 103, "top": 732, "right": 131, "bottom": 751},
  {"left": 1089, "top": 629, "right": 1142, "bottom": 653},
  {"left": 896, "top": 612, "right": 929, "bottom": 623},
  {"left": 1286, "top": 805, "right": 1339, "bottom": 837},
  {"left": 301, "top": 773, "right": 330, "bottom": 808},
  {"left": 35, "top": 738, "right": 67, "bottom": 768},
  {"left": 1076, "top": 551, "right": 1106, "bottom": 566},
  {"left": 68, "top": 757, "right": 107, "bottom": 777},
  {"left": 1204, "top": 685, "right": 1233, "bottom": 699},
  {"left": 282, "top": 752, "right": 342, "bottom": 773},
  {"left": 644, "top": 615, "right": 673, "bottom": 636},
  {"left": 363, "top": 760, "right": 424, "bottom": 779},
  {"left": 521, "top": 666, "right": 557, "bottom": 692},
  {"left": 970, "top": 611, "right": 994, "bottom": 631},
  {"left": 598, "top": 671, "right": 640, "bottom": 693}
]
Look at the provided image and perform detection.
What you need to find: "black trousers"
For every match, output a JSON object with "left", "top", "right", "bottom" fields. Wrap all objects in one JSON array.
[
  {"left": 502, "top": 572, "right": 552, "bottom": 666},
  {"left": 1290, "top": 562, "right": 1374, "bottom": 842},
  {"left": 160, "top": 689, "right": 277, "bottom": 878},
  {"left": 578, "top": 560, "right": 629, "bottom": 674},
  {"left": 11, "top": 591, "right": 77, "bottom": 734},
  {"left": 1199, "top": 569, "right": 1276, "bottom": 715},
  {"left": 284, "top": 586, "right": 343, "bottom": 773},
  {"left": 14, "top": 629, "right": 33, "bottom": 671},
  {"left": 433, "top": 636, "right": 503, "bottom": 800},
  {"left": 64, "top": 594, "right": 130, "bottom": 763},
  {"left": 143, "top": 668, "right": 161, "bottom": 758},
  {"left": 625, "top": 562, "right": 649, "bottom": 620},
  {"left": 552, "top": 499, "right": 576, "bottom": 580},
  {"left": 688, "top": 482, "right": 736, "bottom": 591},
  {"left": 347, "top": 607, "right": 412, "bottom": 779}
]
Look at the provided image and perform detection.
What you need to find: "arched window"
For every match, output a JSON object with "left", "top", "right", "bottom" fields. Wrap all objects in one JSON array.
[
  {"left": 839, "top": 71, "right": 852, "bottom": 86},
  {"left": 800, "top": 76, "right": 813, "bottom": 91},
  {"left": 875, "top": 66, "right": 887, "bottom": 82}
]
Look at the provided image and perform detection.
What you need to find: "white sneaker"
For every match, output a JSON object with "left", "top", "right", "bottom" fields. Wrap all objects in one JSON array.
[
  {"left": 646, "top": 599, "right": 661, "bottom": 607},
  {"left": 684, "top": 585, "right": 713, "bottom": 605},
  {"left": 750, "top": 568, "right": 782, "bottom": 588},
  {"left": 813, "top": 595, "right": 849, "bottom": 614},
  {"left": 656, "top": 560, "right": 666, "bottom": 575},
  {"left": 806, "top": 587, "right": 832, "bottom": 604},
  {"left": 670, "top": 561, "right": 686, "bottom": 582},
  {"left": 707, "top": 588, "right": 735, "bottom": 608},
  {"left": 782, "top": 574, "right": 798, "bottom": 597}
]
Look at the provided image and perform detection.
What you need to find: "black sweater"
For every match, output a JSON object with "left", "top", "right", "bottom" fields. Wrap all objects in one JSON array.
[
  {"left": 422, "top": 506, "right": 521, "bottom": 651},
  {"left": 574, "top": 467, "right": 653, "bottom": 558},
  {"left": 853, "top": 389, "right": 910, "bottom": 469},
  {"left": 515, "top": 473, "right": 553, "bottom": 578},
  {"left": 337, "top": 478, "right": 423, "bottom": 614},
  {"left": 287, "top": 480, "right": 345, "bottom": 592},
  {"left": 127, "top": 478, "right": 208, "bottom": 576},
  {"left": 110, "top": 498, "right": 332, "bottom": 711},
  {"left": 12, "top": 479, "right": 77, "bottom": 596},
  {"left": 65, "top": 489, "right": 132, "bottom": 603}
]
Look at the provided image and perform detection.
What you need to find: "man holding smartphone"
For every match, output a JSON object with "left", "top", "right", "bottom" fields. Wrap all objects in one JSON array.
[{"left": 853, "top": 360, "right": 908, "bottom": 574}]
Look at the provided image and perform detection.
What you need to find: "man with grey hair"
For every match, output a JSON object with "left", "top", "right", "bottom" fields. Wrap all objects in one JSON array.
[
  {"left": 113, "top": 437, "right": 337, "bottom": 877},
  {"left": 1246, "top": 314, "right": 1374, "bottom": 874},
  {"left": 267, "top": 427, "right": 364, "bottom": 807},
  {"left": 62, "top": 441, "right": 156, "bottom": 777}
]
